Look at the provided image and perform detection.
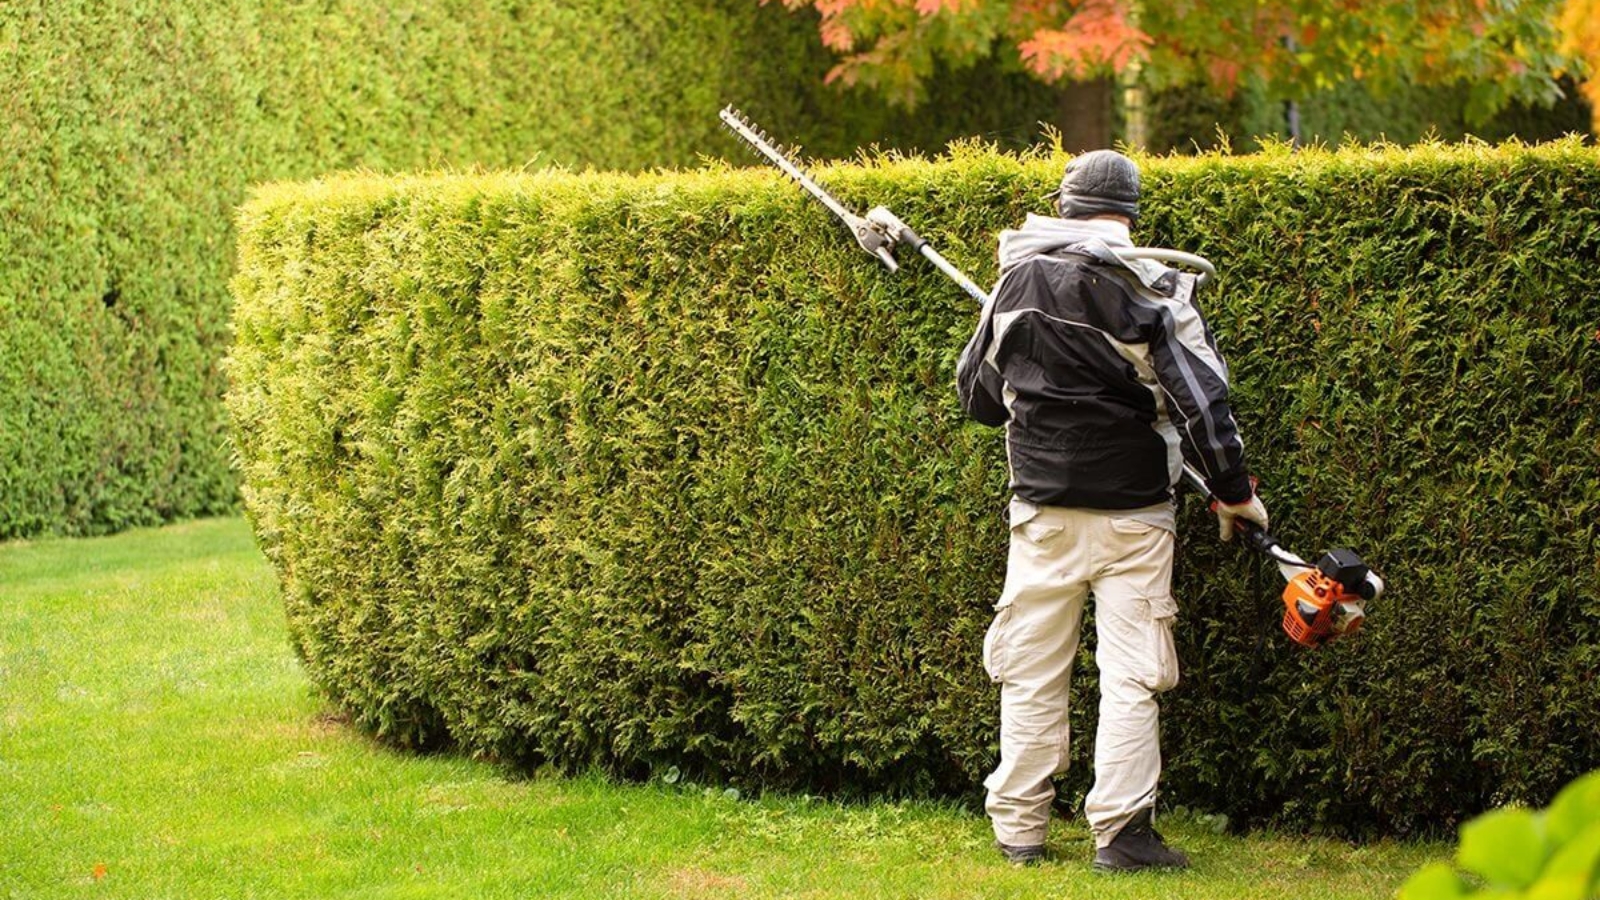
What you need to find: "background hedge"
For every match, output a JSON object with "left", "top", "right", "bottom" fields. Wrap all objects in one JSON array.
[
  {"left": 0, "top": 0, "right": 1060, "bottom": 539},
  {"left": 229, "top": 141, "right": 1600, "bottom": 836},
  {"left": 1149, "top": 78, "right": 1593, "bottom": 154}
]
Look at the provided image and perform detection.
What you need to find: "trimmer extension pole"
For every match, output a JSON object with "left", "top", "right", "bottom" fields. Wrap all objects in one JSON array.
[{"left": 864, "top": 208, "right": 989, "bottom": 304}]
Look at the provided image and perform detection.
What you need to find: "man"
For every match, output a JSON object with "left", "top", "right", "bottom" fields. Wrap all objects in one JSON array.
[{"left": 955, "top": 150, "right": 1269, "bottom": 871}]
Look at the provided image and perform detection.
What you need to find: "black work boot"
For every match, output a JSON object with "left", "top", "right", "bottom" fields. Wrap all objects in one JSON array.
[
  {"left": 1093, "top": 808, "right": 1189, "bottom": 872},
  {"left": 995, "top": 841, "right": 1046, "bottom": 866}
]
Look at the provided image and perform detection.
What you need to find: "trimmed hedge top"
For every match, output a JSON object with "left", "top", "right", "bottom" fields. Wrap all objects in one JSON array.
[{"left": 229, "top": 140, "right": 1600, "bottom": 835}]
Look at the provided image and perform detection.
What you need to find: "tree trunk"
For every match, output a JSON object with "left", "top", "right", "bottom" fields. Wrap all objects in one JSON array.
[{"left": 1055, "top": 78, "right": 1114, "bottom": 151}]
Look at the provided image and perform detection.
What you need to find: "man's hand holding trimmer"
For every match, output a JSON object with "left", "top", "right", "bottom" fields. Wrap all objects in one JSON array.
[{"left": 1215, "top": 493, "right": 1269, "bottom": 542}]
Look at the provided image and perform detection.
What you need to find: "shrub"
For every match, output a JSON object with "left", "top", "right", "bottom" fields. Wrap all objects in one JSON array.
[
  {"left": 0, "top": 0, "right": 1058, "bottom": 539},
  {"left": 227, "top": 140, "right": 1600, "bottom": 835}
]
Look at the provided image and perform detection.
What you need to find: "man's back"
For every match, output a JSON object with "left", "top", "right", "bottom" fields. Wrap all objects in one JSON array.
[{"left": 956, "top": 215, "right": 1251, "bottom": 511}]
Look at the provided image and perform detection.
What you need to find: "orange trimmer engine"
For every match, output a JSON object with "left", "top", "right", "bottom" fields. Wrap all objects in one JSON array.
[{"left": 1280, "top": 549, "right": 1372, "bottom": 648}]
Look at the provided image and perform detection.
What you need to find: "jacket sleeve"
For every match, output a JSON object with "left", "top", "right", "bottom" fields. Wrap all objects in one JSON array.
[
  {"left": 955, "top": 278, "right": 1011, "bottom": 427},
  {"left": 1146, "top": 276, "right": 1254, "bottom": 503}
]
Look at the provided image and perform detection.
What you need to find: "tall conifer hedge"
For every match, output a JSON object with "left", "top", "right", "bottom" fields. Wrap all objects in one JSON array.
[
  {"left": 0, "top": 0, "right": 1056, "bottom": 538},
  {"left": 228, "top": 141, "right": 1600, "bottom": 835}
]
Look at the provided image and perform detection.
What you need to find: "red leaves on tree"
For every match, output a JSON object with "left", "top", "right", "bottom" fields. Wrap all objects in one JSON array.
[
  {"left": 770, "top": 0, "right": 1588, "bottom": 125},
  {"left": 1017, "top": 0, "right": 1150, "bottom": 80},
  {"left": 1206, "top": 57, "right": 1246, "bottom": 93}
]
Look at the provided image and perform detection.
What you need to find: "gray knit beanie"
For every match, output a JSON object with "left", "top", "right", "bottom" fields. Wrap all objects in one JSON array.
[{"left": 1056, "top": 150, "right": 1140, "bottom": 223}]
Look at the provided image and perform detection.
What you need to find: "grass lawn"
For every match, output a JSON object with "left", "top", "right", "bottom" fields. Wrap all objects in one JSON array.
[{"left": 0, "top": 518, "right": 1443, "bottom": 899}]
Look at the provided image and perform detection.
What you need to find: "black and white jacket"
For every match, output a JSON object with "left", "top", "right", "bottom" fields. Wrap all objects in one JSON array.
[{"left": 956, "top": 215, "right": 1253, "bottom": 511}]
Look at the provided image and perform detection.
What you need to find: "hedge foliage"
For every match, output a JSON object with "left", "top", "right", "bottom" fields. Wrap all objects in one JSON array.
[
  {"left": 228, "top": 140, "right": 1600, "bottom": 835},
  {"left": 0, "top": 0, "right": 1058, "bottom": 539}
]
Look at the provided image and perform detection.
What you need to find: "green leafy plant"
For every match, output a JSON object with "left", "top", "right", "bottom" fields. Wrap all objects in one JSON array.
[{"left": 1400, "top": 770, "right": 1600, "bottom": 899}]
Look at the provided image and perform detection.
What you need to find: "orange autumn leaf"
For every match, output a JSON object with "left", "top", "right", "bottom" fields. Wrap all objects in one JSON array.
[
  {"left": 915, "top": 0, "right": 975, "bottom": 13},
  {"left": 91, "top": 864, "right": 108, "bottom": 881},
  {"left": 820, "top": 19, "right": 856, "bottom": 51}
]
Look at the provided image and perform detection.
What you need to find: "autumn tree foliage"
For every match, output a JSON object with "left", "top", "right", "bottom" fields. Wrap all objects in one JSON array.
[
  {"left": 771, "top": 0, "right": 1586, "bottom": 126},
  {"left": 1560, "top": 0, "right": 1600, "bottom": 131}
]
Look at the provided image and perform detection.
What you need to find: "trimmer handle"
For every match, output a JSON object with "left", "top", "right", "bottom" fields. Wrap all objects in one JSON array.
[
  {"left": 866, "top": 207, "right": 926, "bottom": 252},
  {"left": 1182, "top": 463, "right": 1273, "bottom": 548},
  {"left": 1234, "top": 519, "right": 1281, "bottom": 556},
  {"left": 1185, "top": 466, "right": 1385, "bottom": 601}
]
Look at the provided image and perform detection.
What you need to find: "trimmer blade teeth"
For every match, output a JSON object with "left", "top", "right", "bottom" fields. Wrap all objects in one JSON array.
[{"left": 718, "top": 104, "right": 864, "bottom": 240}]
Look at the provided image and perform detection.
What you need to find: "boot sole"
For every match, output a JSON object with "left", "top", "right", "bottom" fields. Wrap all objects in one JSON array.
[{"left": 1093, "top": 859, "right": 1190, "bottom": 873}]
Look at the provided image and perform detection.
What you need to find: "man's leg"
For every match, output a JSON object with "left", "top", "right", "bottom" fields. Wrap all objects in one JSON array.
[
  {"left": 983, "top": 503, "right": 1092, "bottom": 851},
  {"left": 1082, "top": 517, "right": 1180, "bottom": 853}
]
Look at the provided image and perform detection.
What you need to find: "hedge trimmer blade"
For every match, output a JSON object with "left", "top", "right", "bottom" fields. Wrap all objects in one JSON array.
[{"left": 718, "top": 105, "right": 898, "bottom": 271}]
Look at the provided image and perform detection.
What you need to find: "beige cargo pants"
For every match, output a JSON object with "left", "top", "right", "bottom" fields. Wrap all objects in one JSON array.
[{"left": 982, "top": 498, "right": 1180, "bottom": 849}]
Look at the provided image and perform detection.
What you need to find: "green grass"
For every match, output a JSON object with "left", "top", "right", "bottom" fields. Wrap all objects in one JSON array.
[{"left": 0, "top": 518, "right": 1444, "bottom": 899}]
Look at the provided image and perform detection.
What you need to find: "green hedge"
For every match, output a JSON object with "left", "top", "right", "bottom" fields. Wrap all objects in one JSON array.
[
  {"left": 0, "top": 0, "right": 1058, "bottom": 539},
  {"left": 228, "top": 141, "right": 1600, "bottom": 835}
]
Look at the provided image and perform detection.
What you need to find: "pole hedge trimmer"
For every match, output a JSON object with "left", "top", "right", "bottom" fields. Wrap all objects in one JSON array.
[{"left": 719, "top": 106, "right": 1383, "bottom": 649}]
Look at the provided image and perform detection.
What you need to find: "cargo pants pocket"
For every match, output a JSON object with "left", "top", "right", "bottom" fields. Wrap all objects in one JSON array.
[
  {"left": 1145, "top": 595, "right": 1180, "bottom": 693},
  {"left": 982, "top": 605, "right": 1014, "bottom": 683},
  {"left": 1009, "top": 497, "right": 1067, "bottom": 547}
]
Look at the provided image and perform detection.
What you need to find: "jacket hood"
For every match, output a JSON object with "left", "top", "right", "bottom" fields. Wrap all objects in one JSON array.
[{"left": 996, "top": 214, "right": 1176, "bottom": 294}]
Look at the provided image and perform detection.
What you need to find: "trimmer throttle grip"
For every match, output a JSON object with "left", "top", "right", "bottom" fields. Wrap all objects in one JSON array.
[
  {"left": 896, "top": 223, "right": 927, "bottom": 252},
  {"left": 1235, "top": 519, "right": 1280, "bottom": 556}
]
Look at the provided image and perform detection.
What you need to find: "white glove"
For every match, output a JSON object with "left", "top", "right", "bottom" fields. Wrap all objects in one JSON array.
[{"left": 1215, "top": 494, "right": 1269, "bottom": 542}]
